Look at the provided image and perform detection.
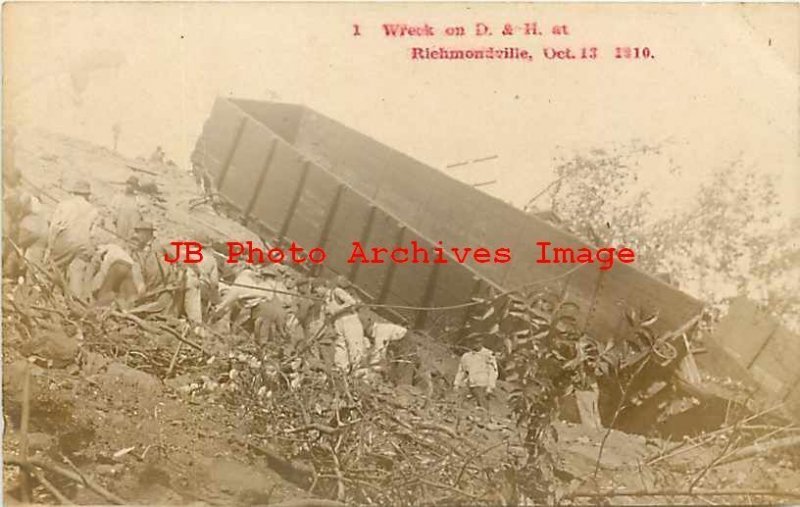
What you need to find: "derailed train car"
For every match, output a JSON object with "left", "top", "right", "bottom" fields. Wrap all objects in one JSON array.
[{"left": 191, "top": 97, "right": 702, "bottom": 340}]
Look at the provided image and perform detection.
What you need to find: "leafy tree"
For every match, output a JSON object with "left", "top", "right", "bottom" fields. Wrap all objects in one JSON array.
[{"left": 537, "top": 143, "right": 799, "bottom": 329}]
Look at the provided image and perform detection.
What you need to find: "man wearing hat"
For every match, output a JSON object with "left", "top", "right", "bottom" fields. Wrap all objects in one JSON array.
[
  {"left": 453, "top": 336, "right": 498, "bottom": 410},
  {"left": 130, "top": 219, "right": 166, "bottom": 289},
  {"left": 111, "top": 175, "right": 142, "bottom": 238},
  {"left": 45, "top": 179, "right": 100, "bottom": 300},
  {"left": 128, "top": 219, "right": 187, "bottom": 314}
]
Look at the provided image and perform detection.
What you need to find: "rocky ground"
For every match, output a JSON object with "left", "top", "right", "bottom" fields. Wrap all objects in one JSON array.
[{"left": 3, "top": 129, "right": 800, "bottom": 505}]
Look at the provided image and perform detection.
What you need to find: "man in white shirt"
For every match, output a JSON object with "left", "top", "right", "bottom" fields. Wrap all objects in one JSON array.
[
  {"left": 325, "top": 276, "right": 368, "bottom": 372},
  {"left": 45, "top": 179, "right": 101, "bottom": 300},
  {"left": 90, "top": 243, "right": 141, "bottom": 308},
  {"left": 183, "top": 234, "right": 219, "bottom": 329},
  {"left": 453, "top": 338, "right": 499, "bottom": 409},
  {"left": 362, "top": 314, "right": 408, "bottom": 371}
]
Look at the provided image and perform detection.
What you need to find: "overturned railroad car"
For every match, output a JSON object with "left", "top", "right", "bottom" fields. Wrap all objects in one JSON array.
[{"left": 191, "top": 97, "right": 702, "bottom": 339}]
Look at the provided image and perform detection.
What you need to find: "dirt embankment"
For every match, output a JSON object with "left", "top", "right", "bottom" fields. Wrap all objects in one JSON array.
[{"left": 3, "top": 130, "right": 800, "bottom": 506}]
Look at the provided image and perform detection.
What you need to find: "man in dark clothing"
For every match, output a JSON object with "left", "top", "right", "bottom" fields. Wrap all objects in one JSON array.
[
  {"left": 386, "top": 329, "right": 418, "bottom": 386},
  {"left": 293, "top": 280, "right": 318, "bottom": 338},
  {"left": 111, "top": 176, "right": 141, "bottom": 239},
  {"left": 253, "top": 298, "right": 288, "bottom": 345}
]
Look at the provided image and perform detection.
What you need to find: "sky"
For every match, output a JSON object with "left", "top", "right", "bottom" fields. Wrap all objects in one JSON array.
[{"left": 3, "top": 3, "right": 798, "bottom": 218}]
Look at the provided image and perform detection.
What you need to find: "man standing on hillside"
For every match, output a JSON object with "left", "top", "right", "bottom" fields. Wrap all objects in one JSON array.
[
  {"left": 45, "top": 179, "right": 101, "bottom": 300},
  {"left": 111, "top": 122, "right": 121, "bottom": 152},
  {"left": 454, "top": 337, "right": 498, "bottom": 410},
  {"left": 110, "top": 176, "right": 142, "bottom": 239}
]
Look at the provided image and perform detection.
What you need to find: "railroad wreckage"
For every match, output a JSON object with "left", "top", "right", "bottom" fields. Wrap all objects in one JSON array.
[
  {"left": 190, "top": 97, "right": 722, "bottom": 429},
  {"left": 191, "top": 96, "right": 800, "bottom": 428},
  {"left": 191, "top": 97, "right": 700, "bottom": 334},
  {"left": 5, "top": 103, "right": 799, "bottom": 506}
]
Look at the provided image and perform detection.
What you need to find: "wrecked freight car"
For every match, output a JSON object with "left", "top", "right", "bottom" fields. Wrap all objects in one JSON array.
[
  {"left": 190, "top": 97, "right": 709, "bottom": 427},
  {"left": 190, "top": 97, "right": 701, "bottom": 333}
]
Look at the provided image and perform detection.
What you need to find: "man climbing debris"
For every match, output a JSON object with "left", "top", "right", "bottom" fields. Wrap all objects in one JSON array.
[
  {"left": 182, "top": 233, "right": 220, "bottom": 332},
  {"left": 215, "top": 265, "right": 283, "bottom": 335},
  {"left": 90, "top": 243, "right": 141, "bottom": 308},
  {"left": 44, "top": 179, "right": 101, "bottom": 300},
  {"left": 325, "top": 275, "right": 369, "bottom": 372},
  {"left": 292, "top": 279, "right": 319, "bottom": 339},
  {"left": 190, "top": 158, "right": 213, "bottom": 196},
  {"left": 301, "top": 280, "right": 330, "bottom": 363},
  {"left": 2, "top": 167, "right": 47, "bottom": 278},
  {"left": 385, "top": 326, "right": 420, "bottom": 386},
  {"left": 13, "top": 211, "right": 49, "bottom": 279},
  {"left": 454, "top": 337, "right": 498, "bottom": 410},
  {"left": 362, "top": 313, "right": 408, "bottom": 372},
  {"left": 253, "top": 298, "right": 288, "bottom": 345},
  {"left": 125, "top": 219, "right": 188, "bottom": 317}
]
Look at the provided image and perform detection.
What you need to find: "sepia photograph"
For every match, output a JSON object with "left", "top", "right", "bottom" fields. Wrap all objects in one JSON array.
[{"left": 2, "top": 2, "right": 799, "bottom": 505}]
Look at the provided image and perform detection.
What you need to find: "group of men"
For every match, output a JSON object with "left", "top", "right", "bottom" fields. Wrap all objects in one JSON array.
[
  {"left": 317, "top": 274, "right": 501, "bottom": 408},
  {"left": 4, "top": 169, "right": 500, "bottom": 409},
  {"left": 321, "top": 276, "right": 419, "bottom": 380},
  {"left": 2, "top": 170, "right": 421, "bottom": 378},
  {"left": 3, "top": 173, "right": 216, "bottom": 331},
  {"left": 228, "top": 269, "right": 422, "bottom": 383}
]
